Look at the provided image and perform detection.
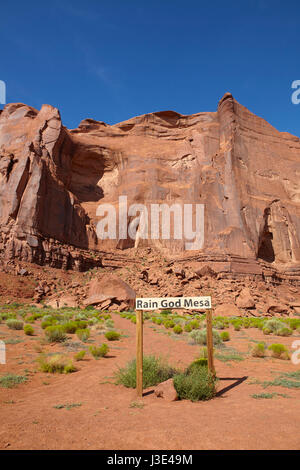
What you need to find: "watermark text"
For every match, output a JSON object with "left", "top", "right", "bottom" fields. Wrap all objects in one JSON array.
[
  {"left": 291, "top": 80, "right": 300, "bottom": 104},
  {"left": 0, "top": 80, "right": 6, "bottom": 105},
  {"left": 96, "top": 196, "right": 204, "bottom": 250}
]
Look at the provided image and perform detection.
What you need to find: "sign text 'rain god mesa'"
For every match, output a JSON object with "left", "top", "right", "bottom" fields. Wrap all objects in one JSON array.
[{"left": 135, "top": 296, "right": 211, "bottom": 310}]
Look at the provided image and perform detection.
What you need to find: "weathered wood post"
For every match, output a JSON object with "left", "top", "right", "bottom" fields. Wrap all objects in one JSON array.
[
  {"left": 206, "top": 308, "right": 216, "bottom": 377},
  {"left": 136, "top": 310, "right": 143, "bottom": 397}
]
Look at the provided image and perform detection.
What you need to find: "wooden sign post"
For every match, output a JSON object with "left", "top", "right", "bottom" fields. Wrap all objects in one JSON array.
[
  {"left": 206, "top": 308, "right": 215, "bottom": 377},
  {"left": 136, "top": 310, "right": 143, "bottom": 398},
  {"left": 135, "top": 296, "right": 213, "bottom": 397}
]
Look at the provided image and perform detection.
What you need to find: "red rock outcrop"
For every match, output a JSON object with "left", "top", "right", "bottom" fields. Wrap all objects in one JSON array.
[
  {"left": 84, "top": 273, "right": 136, "bottom": 310},
  {"left": 0, "top": 94, "right": 300, "bottom": 282},
  {"left": 0, "top": 103, "right": 100, "bottom": 270}
]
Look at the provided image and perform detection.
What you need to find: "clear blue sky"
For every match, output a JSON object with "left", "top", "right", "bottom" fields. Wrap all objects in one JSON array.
[{"left": 1, "top": 0, "right": 300, "bottom": 136}]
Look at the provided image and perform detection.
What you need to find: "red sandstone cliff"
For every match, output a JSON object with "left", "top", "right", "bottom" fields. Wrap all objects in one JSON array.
[{"left": 0, "top": 93, "right": 299, "bottom": 279}]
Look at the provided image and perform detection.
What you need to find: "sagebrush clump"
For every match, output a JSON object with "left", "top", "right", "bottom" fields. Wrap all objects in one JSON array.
[
  {"left": 263, "top": 319, "right": 285, "bottom": 335},
  {"left": 186, "top": 358, "right": 208, "bottom": 373},
  {"left": 184, "top": 323, "right": 192, "bottom": 333},
  {"left": 24, "top": 324, "right": 34, "bottom": 336},
  {"left": 173, "top": 366, "right": 216, "bottom": 402},
  {"left": 89, "top": 343, "right": 109, "bottom": 358},
  {"left": 277, "top": 327, "right": 293, "bottom": 337},
  {"left": 199, "top": 346, "right": 208, "bottom": 358},
  {"left": 76, "top": 328, "right": 90, "bottom": 342},
  {"left": 6, "top": 319, "right": 24, "bottom": 330},
  {"left": 61, "top": 321, "right": 79, "bottom": 334},
  {"left": 220, "top": 331, "right": 230, "bottom": 342},
  {"left": 251, "top": 342, "right": 266, "bottom": 358},
  {"left": 105, "top": 331, "right": 120, "bottom": 341},
  {"left": 173, "top": 325, "right": 183, "bottom": 334},
  {"left": 163, "top": 319, "right": 175, "bottom": 329},
  {"left": 116, "top": 355, "right": 178, "bottom": 388},
  {"left": 38, "top": 354, "right": 77, "bottom": 374},
  {"left": 45, "top": 325, "right": 67, "bottom": 343},
  {"left": 74, "top": 350, "right": 86, "bottom": 361},
  {"left": 189, "top": 319, "right": 200, "bottom": 330},
  {"left": 0, "top": 373, "right": 28, "bottom": 388},
  {"left": 268, "top": 343, "right": 290, "bottom": 360},
  {"left": 189, "top": 328, "right": 221, "bottom": 346},
  {"left": 232, "top": 320, "right": 242, "bottom": 331}
]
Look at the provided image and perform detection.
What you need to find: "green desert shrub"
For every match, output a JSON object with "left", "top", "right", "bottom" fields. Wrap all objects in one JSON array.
[
  {"left": 130, "top": 316, "right": 136, "bottom": 324},
  {"left": 76, "top": 320, "right": 88, "bottom": 329},
  {"left": 288, "top": 319, "right": 300, "bottom": 330},
  {"left": 220, "top": 331, "right": 230, "bottom": 342},
  {"left": 28, "top": 312, "right": 43, "bottom": 321},
  {"left": 104, "top": 319, "right": 114, "bottom": 329},
  {"left": 173, "top": 316, "right": 184, "bottom": 324},
  {"left": 213, "top": 316, "right": 226, "bottom": 323},
  {"left": 38, "top": 354, "right": 76, "bottom": 374},
  {"left": 163, "top": 319, "right": 175, "bottom": 329},
  {"left": 74, "top": 350, "right": 86, "bottom": 361},
  {"left": 89, "top": 343, "right": 109, "bottom": 358},
  {"left": 264, "top": 319, "right": 284, "bottom": 335},
  {"left": 76, "top": 328, "right": 90, "bottom": 342},
  {"left": 186, "top": 358, "right": 208, "bottom": 373},
  {"left": 102, "top": 314, "right": 111, "bottom": 319},
  {"left": 189, "top": 328, "right": 221, "bottom": 346},
  {"left": 189, "top": 319, "right": 200, "bottom": 330},
  {"left": 263, "top": 327, "right": 272, "bottom": 335},
  {"left": 45, "top": 325, "right": 67, "bottom": 343},
  {"left": 42, "top": 314, "right": 55, "bottom": 321},
  {"left": 41, "top": 320, "right": 52, "bottom": 329},
  {"left": 61, "top": 321, "right": 79, "bottom": 334},
  {"left": 25, "top": 316, "right": 36, "bottom": 323},
  {"left": 214, "top": 321, "right": 225, "bottom": 330},
  {"left": 160, "top": 309, "right": 172, "bottom": 315},
  {"left": 277, "top": 327, "right": 293, "bottom": 337},
  {"left": 251, "top": 342, "right": 266, "bottom": 358},
  {"left": 156, "top": 318, "right": 163, "bottom": 325},
  {"left": 105, "top": 331, "right": 121, "bottom": 341},
  {"left": 116, "top": 355, "right": 177, "bottom": 389},
  {"left": 74, "top": 313, "right": 88, "bottom": 321},
  {"left": 184, "top": 323, "right": 192, "bottom": 333},
  {"left": 0, "top": 313, "right": 11, "bottom": 321},
  {"left": 268, "top": 343, "right": 290, "bottom": 360},
  {"left": 199, "top": 346, "right": 208, "bottom": 358},
  {"left": 84, "top": 305, "right": 96, "bottom": 311},
  {"left": 41, "top": 317, "right": 57, "bottom": 329},
  {"left": 24, "top": 324, "right": 34, "bottom": 336},
  {"left": 173, "top": 367, "right": 216, "bottom": 402},
  {"left": 249, "top": 318, "right": 264, "bottom": 329},
  {"left": 173, "top": 325, "right": 183, "bottom": 334},
  {"left": 0, "top": 373, "right": 28, "bottom": 388},
  {"left": 232, "top": 320, "right": 242, "bottom": 331},
  {"left": 6, "top": 319, "right": 24, "bottom": 330}
]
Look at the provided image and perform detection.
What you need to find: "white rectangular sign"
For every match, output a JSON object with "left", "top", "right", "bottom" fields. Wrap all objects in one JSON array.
[{"left": 135, "top": 296, "right": 211, "bottom": 310}]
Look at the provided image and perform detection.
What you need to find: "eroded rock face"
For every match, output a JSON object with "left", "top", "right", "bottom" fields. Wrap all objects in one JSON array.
[
  {"left": 0, "top": 94, "right": 300, "bottom": 277},
  {"left": 0, "top": 103, "right": 100, "bottom": 269}
]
